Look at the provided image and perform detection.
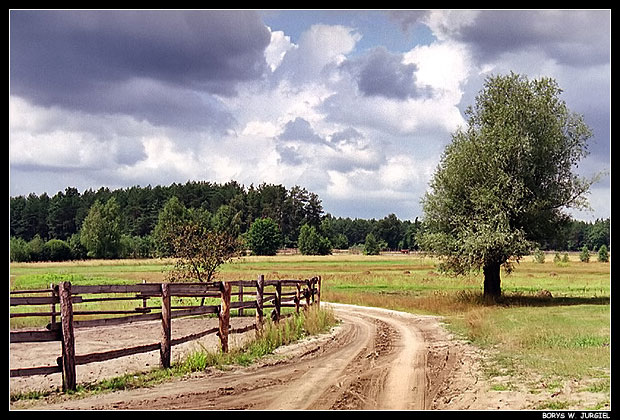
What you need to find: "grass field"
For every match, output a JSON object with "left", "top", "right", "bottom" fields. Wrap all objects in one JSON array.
[{"left": 9, "top": 252, "right": 610, "bottom": 408}]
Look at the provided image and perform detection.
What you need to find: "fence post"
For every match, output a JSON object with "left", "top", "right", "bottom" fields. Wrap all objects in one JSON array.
[
  {"left": 219, "top": 282, "right": 231, "bottom": 353},
  {"left": 295, "top": 283, "right": 301, "bottom": 314},
  {"left": 274, "top": 281, "right": 282, "bottom": 322},
  {"left": 160, "top": 283, "right": 171, "bottom": 368},
  {"left": 238, "top": 281, "right": 244, "bottom": 317},
  {"left": 255, "top": 275, "right": 264, "bottom": 335},
  {"left": 142, "top": 279, "right": 148, "bottom": 311},
  {"left": 58, "top": 281, "right": 76, "bottom": 392},
  {"left": 50, "top": 283, "right": 57, "bottom": 326},
  {"left": 310, "top": 277, "right": 318, "bottom": 305}
]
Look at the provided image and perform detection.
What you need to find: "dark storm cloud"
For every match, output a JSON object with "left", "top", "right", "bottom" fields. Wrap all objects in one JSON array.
[
  {"left": 9, "top": 10, "right": 271, "bottom": 128},
  {"left": 455, "top": 10, "right": 610, "bottom": 67},
  {"left": 278, "top": 117, "right": 325, "bottom": 144},
  {"left": 342, "top": 47, "right": 422, "bottom": 100},
  {"left": 387, "top": 10, "right": 610, "bottom": 68}
]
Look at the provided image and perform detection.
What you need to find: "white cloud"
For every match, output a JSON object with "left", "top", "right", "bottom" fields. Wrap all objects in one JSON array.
[
  {"left": 404, "top": 40, "right": 471, "bottom": 99},
  {"left": 274, "top": 24, "right": 361, "bottom": 84},
  {"left": 241, "top": 120, "right": 280, "bottom": 138},
  {"left": 9, "top": 96, "right": 149, "bottom": 171},
  {"left": 422, "top": 10, "right": 479, "bottom": 42},
  {"left": 264, "top": 28, "right": 294, "bottom": 72}
]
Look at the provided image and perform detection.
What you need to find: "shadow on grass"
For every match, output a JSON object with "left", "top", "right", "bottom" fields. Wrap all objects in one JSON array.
[{"left": 495, "top": 294, "right": 610, "bottom": 308}]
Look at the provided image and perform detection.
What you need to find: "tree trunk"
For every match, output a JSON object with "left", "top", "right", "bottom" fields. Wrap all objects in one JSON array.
[{"left": 483, "top": 261, "right": 502, "bottom": 299}]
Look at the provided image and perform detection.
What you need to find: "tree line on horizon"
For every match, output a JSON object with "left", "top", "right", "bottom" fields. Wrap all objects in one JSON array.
[{"left": 9, "top": 180, "right": 610, "bottom": 262}]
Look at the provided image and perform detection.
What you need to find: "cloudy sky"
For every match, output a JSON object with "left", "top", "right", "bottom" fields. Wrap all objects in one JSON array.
[{"left": 9, "top": 10, "right": 610, "bottom": 221}]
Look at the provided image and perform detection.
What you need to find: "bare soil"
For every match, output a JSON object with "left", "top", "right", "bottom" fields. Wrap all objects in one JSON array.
[{"left": 9, "top": 303, "right": 598, "bottom": 410}]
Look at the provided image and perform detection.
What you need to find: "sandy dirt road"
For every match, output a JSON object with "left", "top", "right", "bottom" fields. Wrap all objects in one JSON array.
[{"left": 11, "top": 303, "right": 483, "bottom": 410}]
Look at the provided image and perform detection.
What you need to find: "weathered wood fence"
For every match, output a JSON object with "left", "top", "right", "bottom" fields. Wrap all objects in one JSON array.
[{"left": 10, "top": 275, "right": 321, "bottom": 391}]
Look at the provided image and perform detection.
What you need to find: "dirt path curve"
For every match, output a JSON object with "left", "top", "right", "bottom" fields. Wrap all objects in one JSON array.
[{"left": 14, "top": 303, "right": 475, "bottom": 410}]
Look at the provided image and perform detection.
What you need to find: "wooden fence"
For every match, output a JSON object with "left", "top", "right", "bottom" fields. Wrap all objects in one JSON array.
[{"left": 10, "top": 275, "right": 321, "bottom": 391}]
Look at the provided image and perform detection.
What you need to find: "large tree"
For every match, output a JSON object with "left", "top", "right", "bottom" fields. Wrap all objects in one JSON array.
[{"left": 418, "top": 73, "right": 595, "bottom": 298}]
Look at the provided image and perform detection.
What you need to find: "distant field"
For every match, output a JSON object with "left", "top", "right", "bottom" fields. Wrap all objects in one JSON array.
[{"left": 9, "top": 252, "right": 610, "bottom": 409}]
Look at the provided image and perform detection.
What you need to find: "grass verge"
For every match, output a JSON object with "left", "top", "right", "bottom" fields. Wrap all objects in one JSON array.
[{"left": 10, "top": 254, "right": 610, "bottom": 409}]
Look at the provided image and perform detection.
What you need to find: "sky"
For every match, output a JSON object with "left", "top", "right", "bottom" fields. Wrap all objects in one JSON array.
[{"left": 9, "top": 9, "right": 611, "bottom": 221}]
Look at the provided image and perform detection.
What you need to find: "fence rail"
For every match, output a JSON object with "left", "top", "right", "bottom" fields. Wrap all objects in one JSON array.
[{"left": 10, "top": 275, "right": 321, "bottom": 391}]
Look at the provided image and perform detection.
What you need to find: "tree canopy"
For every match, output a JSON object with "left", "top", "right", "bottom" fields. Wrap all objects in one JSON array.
[
  {"left": 10, "top": 177, "right": 607, "bottom": 263},
  {"left": 418, "top": 72, "right": 596, "bottom": 298}
]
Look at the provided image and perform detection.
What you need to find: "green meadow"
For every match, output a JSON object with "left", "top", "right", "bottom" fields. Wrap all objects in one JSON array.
[{"left": 10, "top": 252, "right": 610, "bottom": 408}]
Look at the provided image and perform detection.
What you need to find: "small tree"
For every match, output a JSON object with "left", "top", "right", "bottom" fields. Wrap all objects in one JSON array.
[
  {"left": 533, "top": 248, "right": 545, "bottom": 264},
  {"left": 167, "top": 219, "right": 241, "bottom": 285},
  {"left": 363, "top": 233, "right": 381, "bottom": 256},
  {"left": 298, "top": 224, "right": 332, "bottom": 255},
  {"left": 598, "top": 244, "right": 609, "bottom": 263},
  {"left": 579, "top": 245, "right": 591, "bottom": 263},
  {"left": 246, "top": 218, "right": 282, "bottom": 256}
]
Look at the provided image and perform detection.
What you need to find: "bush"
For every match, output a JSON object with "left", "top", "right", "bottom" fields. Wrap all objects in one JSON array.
[
  {"left": 579, "top": 245, "right": 590, "bottom": 263},
  {"left": 10, "top": 237, "right": 30, "bottom": 262},
  {"left": 598, "top": 245, "right": 609, "bottom": 263},
  {"left": 28, "top": 235, "right": 48, "bottom": 261},
  {"left": 45, "top": 239, "right": 72, "bottom": 261}
]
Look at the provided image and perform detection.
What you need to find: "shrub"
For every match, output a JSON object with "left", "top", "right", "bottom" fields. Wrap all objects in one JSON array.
[
  {"left": 45, "top": 239, "right": 72, "bottom": 261},
  {"left": 10, "top": 237, "right": 30, "bottom": 262},
  {"left": 579, "top": 245, "right": 590, "bottom": 263},
  {"left": 27, "top": 235, "right": 48, "bottom": 261}
]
